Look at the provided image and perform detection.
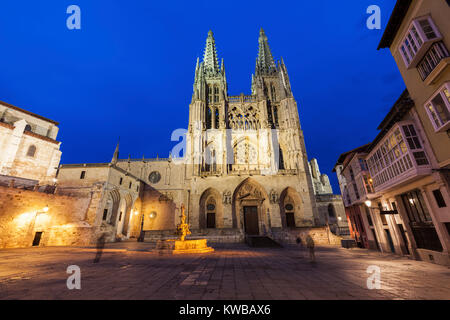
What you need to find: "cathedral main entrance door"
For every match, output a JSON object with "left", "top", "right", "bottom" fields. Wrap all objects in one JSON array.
[{"left": 244, "top": 206, "right": 259, "bottom": 235}]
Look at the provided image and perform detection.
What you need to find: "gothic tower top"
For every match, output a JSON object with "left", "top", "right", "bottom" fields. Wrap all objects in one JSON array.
[{"left": 256, "top": 28, "right": 277, "bottom": 76}]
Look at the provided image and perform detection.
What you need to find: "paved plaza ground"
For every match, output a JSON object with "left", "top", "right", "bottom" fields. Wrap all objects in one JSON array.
[{"left": 0, "top": 242, "right": 449, "bottom": 300}]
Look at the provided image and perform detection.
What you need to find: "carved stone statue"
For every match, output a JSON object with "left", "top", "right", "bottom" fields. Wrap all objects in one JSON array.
[
  {"left": 223, "top": 190, "right": 232, "bottom": 204},
  {"left": 270, "top": 189, "right": 279, "bottom": 204}
]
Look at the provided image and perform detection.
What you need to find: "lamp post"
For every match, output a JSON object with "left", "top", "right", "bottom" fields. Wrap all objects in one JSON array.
[{"left": 365, "top": 200, "right": 398, "bottom": 215}]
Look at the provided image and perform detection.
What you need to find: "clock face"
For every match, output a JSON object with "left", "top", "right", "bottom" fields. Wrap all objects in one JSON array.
[{"left": 148, "top": 171, "right": 161, "bottom": 184}]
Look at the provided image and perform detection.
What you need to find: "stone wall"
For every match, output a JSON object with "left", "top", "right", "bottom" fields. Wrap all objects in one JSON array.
[
  {"left": 272, "top": 226, "right": 343, "bottom": 246},
  {"left": 0, "top": 185, "right": 96, "bottom": 248},
  {"left": 315, "top": 194, "right": 348, "bottom": 227}
]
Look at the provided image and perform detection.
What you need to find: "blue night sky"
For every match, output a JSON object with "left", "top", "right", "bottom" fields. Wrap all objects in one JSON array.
[{"left": 0, "top": 0, "right": 405, "bottom": 192}]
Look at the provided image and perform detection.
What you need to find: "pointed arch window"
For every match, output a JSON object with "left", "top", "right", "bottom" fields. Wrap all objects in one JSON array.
[
  {"left": 26, "top": 145, "right": 37, "bottom": 157},
  {"left": 278, "top": 147, "right": 285, "bottom": 170},
  {"left": 208, "top": 85, "right": 213, "bottom": 103},
  {"left": 214, "top": 85, "right": 219, "bottom": 103},
  {"left": 206, "top": 107, "right": 212, "bottom": 129},
  {"left": 271, "top": 84, "right": 277, "bottom": 101},
  {"left": 273, "top": 106, "right": 279, "bottom": 126},
  {"left": 212, "top": 150, "right": 217, "bottom": 172},
  {"left": 214, "top": 108, "right": 219, "bottom": 129},
  {"left": 328, "top": 204, "right": 336, "bottom": 218}
]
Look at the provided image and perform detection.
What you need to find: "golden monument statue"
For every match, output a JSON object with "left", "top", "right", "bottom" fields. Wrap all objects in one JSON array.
[
  {"left": 154, "top": 204, "right": 214, "bottom": 254},
  {"left": 177, "top": 204, "right": 191, "bottom": 241}
]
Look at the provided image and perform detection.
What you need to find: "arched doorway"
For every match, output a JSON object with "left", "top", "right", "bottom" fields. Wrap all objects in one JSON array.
[
  {"left": 105, "top": 189, "right": 121, "bottom": 226},
  {"left": 279, "top": 187, "right": 303, "bottom": 228},
  {"left": 328, "top": 204, "right": 337, "bottom": 222},
  {"left": 117, "top": 193, "right": 133, "bottom": 236},
  {"left": 232, "top": 178, "right": 269, "bottom": 235},
  {"left": 199, "top": 188, "right": 223, "bottom": 229},
  {"left": 121, "top": 193, "right": 134, "bottom": 236}
]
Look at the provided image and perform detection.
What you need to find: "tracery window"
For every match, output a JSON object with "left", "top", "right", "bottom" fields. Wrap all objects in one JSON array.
[{"left": 228, "top": 105, "right": 259, "bottom": 130}]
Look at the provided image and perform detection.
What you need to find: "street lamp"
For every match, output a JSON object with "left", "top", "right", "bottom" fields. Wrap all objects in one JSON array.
[{"left": 364, "top": 200, "right": 372, "bottom": 208}]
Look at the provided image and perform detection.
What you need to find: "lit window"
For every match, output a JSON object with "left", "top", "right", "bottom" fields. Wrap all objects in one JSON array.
[
  {"left": 424, "top": 82, "right": 450, "bottom": 132},
  {"left": 367, "top": 122, "right": 429, "bottom": 189}
]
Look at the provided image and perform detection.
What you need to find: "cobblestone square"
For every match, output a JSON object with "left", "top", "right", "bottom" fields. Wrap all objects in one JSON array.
[{"left": 0, "top": 243, "right": 449, "bottom": 300}]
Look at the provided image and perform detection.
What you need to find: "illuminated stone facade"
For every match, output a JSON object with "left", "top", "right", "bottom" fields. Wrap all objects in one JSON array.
[
  {"left": 55, "top": 30, "right": 347, "bottom": 244},
  {"left": 0, "top": 101, "right": 61, "bottom": 184}
]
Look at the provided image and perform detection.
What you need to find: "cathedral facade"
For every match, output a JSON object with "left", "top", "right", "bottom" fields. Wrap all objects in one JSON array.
[{"left": 56, "top": 29, "right": 346, "bottom": 243}]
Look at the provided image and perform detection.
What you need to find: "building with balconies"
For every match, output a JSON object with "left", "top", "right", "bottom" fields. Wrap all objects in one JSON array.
[
  {"left": 378, "top": 0, "right": 450, "bottom": 265},
  {"left": 335, "top": 89, "right": 449, "bottom": 266}
]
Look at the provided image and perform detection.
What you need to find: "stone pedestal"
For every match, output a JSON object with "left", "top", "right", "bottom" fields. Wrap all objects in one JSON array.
[{"left": 155, "top": 239, "right": 214, "bottom": 254}]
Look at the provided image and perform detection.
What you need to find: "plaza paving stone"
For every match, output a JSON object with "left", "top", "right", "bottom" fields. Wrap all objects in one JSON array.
[{"left": 0, "top": 242, "right": 449, "bottom": 300}]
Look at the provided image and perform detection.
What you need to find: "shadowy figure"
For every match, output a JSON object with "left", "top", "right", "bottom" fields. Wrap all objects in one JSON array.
[
  {"left": 306, "top": 235, "right": 315, "bottom": 263},
  {"left": 296, "top": 236, "right": 304, "bottom": 258},
  {"left": 93, "top": 233, "right": 106, "bottom": 263}
]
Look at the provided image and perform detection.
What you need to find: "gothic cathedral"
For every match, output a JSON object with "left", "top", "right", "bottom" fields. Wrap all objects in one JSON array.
[{"left": 57, "top": 29, "right": 345, "bottom": 242}]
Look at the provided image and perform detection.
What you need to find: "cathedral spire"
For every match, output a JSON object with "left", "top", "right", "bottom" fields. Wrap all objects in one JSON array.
[
  {"left": 203, "top": 30, "right": 219, "bottom": 74},
  {"left": 221, "top": 58, "right": 226, "bottom": 77},
  {"left": 111, "top": 138, "right": 120, "bottom": 165},
  {"left": 256, "top": 28, "right": 276, "bottom": 75}
]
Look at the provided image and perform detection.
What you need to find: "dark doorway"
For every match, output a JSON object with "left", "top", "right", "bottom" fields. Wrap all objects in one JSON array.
[
  {"left": 371, "top": 229, "right": 381, "bottom": 251},
  {"left": 385, "top": 229, "right": 395, "bottom": 253},
  {"left": 207, "top": 212, "right": 216, "bottom": 228},
  {"left": 286, "top": 212, "right": 295, "bottom": 228},
  {"left": 244, "top": 206, "right": 259, "bottom": 235},
  {"left": 398, "top": 224, "right": 410, "bottom": 255},
  {"left": 32, "top": 232, "right": 43, "bottom": 246}
]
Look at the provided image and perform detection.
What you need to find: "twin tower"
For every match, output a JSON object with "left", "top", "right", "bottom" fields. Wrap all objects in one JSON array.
[{"left": 186, "top": 28, "right": 309, "bottom": 179}]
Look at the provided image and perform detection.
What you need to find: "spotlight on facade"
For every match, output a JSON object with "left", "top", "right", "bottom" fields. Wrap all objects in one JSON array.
[
  {"left": 43, "top": 206, "right": 49, "bottom": 213},
  {"left": 364, "top": 200, "right": 372, "bottom": 208},
  {"left": 133, "top": 210, "right": 138, "bottom": 216},
  {"left": 338, "top": 216, "right": 342, "bottom": 221},
  {"left": 52, "top": 178, "right": 58, "bottom": 183},
  {"left": 149, "top": 212, "right": 157, "bottom": 219}
]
